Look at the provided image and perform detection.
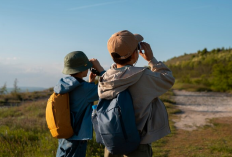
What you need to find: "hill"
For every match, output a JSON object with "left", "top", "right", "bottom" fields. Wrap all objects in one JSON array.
[{"left": 165, "top": 47, "right": 232, "bottom": 92}]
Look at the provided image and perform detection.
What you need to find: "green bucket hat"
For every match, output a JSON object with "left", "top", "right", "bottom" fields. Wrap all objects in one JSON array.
[{"left": 62, "top": 51, "right": 93, "bottom": 75}]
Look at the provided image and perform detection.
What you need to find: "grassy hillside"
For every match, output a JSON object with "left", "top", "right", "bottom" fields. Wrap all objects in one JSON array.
[{"left": 165, "top": 47, "right": 232, "bottom": 92}]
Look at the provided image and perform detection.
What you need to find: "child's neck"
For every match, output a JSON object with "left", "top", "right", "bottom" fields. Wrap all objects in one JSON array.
[
  {"left": 71, "top": 73, "right": 83, "bottom": 79},
  {"left": 116, "top": 64, "right": 133, "bottom": 68},
  {"left": 116, "top": 63, "right": 133, "bottom": 68},
  {"left": 75, "top": 76, "right": 83, "bottom": 79}
]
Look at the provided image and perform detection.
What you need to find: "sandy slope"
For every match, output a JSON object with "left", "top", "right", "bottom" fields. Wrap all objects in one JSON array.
[{"left": 172, "top": 90, "right": 232, "bottom": 131}]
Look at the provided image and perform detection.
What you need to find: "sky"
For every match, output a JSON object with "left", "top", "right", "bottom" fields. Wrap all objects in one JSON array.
[{"left": 0, "top": 0, "right": 232, "bottom": 88}]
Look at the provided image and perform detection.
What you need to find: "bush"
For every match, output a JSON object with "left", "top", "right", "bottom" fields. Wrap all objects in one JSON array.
[{"left": 211, "top": 62, "right": 232, "bottom": 91}]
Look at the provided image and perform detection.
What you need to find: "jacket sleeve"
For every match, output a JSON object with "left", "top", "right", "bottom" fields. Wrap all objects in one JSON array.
[
  {"left": 86, "top": 83, "right": 99, "bottom": 103},
  {"left": 145, "top": 57, "right": 175, "bottom": 97},
  {"left": 86, "top": 70, "right": 106, "bottom": 103}
]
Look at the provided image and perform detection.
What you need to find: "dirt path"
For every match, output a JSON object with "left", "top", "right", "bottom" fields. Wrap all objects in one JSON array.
[{"left": 172, "top": 90, "right": 232, "bottom": 131}]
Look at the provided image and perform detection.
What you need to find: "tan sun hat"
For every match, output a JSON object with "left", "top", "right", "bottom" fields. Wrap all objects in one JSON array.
[{"left": 107, "top": 30, "right": 144, "bottom": 59}]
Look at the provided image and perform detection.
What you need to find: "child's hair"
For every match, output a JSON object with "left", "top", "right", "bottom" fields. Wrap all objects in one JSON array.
[
  {"left": 111, "top": 53, "right": 132, "bottom": 65},
  {"left": 111, "top": 47, "right": 138, "bottom": 65}
]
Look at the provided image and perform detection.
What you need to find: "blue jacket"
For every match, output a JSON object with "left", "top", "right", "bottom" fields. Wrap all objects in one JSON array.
[{"left": 54, "top": 72, "right": 104, "bottom": 140}]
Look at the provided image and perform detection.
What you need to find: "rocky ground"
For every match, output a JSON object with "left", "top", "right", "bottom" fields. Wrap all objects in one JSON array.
[{"left": 172, "top": 90, "right": 232, "bottom": 131}]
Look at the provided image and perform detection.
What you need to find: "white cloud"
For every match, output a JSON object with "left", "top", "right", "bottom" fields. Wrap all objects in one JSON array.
[
  {"left": 0, "top": 57, "right": 20, "bottom": 64},
  {"left": 0, "top": 62, "right": 64, "bottom": 88}
]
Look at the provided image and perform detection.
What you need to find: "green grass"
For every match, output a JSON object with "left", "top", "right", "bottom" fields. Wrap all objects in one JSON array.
[
  {"left": 0, "top": 99, "right": 105, "bottom": 157},
  {"left": 0, "top": 100, "right": 58, "bottom": 157}
]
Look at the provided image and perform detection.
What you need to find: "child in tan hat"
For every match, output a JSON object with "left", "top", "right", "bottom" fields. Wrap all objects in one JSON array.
[
  {"left": 98, "top": 30, "right": 175, "bottom": 157},
  {"left": 54, "top": 51, "right": 105, "bottom": 157}
]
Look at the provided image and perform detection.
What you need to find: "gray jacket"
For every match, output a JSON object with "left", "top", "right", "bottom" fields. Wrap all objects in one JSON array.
[{"left": 98, "top": 58, "right": 175, "bottom": 144}]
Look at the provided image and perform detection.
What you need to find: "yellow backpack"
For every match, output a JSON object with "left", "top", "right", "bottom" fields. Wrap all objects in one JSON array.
[{"left": 46, "top": 93, "right": 74, "bottom": 139}]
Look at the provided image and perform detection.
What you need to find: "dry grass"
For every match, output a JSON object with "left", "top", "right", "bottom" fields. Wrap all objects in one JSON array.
[{"left": 159, "top": 117, "right": 232, "bottom": 157}]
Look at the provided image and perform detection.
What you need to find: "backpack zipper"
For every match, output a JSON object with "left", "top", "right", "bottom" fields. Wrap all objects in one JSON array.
[
  {"left": 52, "top": 103, "right": 57, "bottom": 126},
  {"left": 118, "top": 108, "right": 128, "bottom": 140}
]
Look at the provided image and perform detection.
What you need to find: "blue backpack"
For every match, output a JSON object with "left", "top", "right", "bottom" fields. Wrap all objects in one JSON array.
[{"left": 92, "top": 89, "right": 140, "bottom": 155}]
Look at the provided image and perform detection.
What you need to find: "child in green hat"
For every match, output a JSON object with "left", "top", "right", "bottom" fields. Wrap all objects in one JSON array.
[{"left": 55, "top": 51, "right": 105, "bottom": 157}]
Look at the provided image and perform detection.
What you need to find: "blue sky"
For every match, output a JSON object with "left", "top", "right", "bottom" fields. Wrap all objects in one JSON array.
[{"left": 0, "top": 0, "right": 231, "bottom": 88}]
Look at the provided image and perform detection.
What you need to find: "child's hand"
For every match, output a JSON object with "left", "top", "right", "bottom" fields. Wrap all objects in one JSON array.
[
  {"left": 139, "top": 42, "right": 154, "bottom": 62},
  {"left": 89, "top": 58, "right": 104, "bottom": 73},
  {"left": 89, "top": 72, "right": 97, "bottom": 83}
]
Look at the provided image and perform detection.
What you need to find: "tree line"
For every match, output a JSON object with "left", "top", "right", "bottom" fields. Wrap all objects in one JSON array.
[
  {"left": 0, "top": 79, "right": 52, "bottom": 105},
  {"left": 0, "top": 79, "right": 20, "bottom": 95}
]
